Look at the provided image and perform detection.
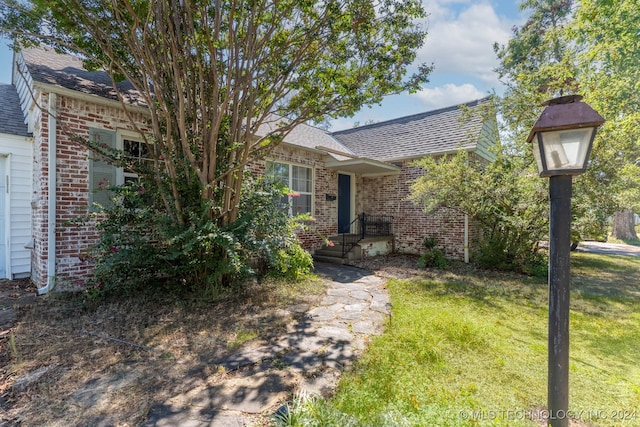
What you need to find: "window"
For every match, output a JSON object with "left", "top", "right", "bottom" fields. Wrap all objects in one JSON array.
[
  {"left": 122, "top": 138, "right": 153, "bottom": 184},
  {"left": 89, "top": 128, "right": 150, "bottom": 209},
  {"left": 266, "top": 160, "right": 313, "bottom": 216}
]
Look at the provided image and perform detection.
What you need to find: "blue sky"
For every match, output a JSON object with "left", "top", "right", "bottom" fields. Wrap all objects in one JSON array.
[{"left": 0, "top": 0, "right": 525, "bottom": 130}]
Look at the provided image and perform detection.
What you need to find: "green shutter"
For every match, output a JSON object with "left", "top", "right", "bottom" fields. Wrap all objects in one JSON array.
[{"left": 88, "top": 128, "right": 117, "bottom": 210}]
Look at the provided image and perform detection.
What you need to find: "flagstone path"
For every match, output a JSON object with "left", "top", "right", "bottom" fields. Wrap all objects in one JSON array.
[{"left": 142, "top": 262, "right": 390, "bottom": 426}]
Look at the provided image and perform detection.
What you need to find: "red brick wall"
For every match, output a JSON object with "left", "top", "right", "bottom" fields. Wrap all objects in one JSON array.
[
  {"left": 32, "top": 94, "right": 477, "bottom": 288},
  {"left": 32, "top": 93, "right": 149, "bottom": 289},
  {"left": 360, "top": 161, "right": 472, "bottom": 259}
]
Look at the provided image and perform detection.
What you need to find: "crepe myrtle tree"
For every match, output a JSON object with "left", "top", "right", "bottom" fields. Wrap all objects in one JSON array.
[{"left": 0, "top": 0, "right": 432, "bottom": 227}]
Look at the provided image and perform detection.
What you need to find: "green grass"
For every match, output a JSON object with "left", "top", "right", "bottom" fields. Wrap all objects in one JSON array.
[{"left": 283, "top": 253, "right": 640, "bottom": 427}]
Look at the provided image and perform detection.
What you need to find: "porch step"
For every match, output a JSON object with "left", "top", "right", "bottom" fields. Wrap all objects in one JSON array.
[
  {"left": 313, "top": 242, "right": 362, "bottom": 264},
  {"left": 312, "top": 254, "right": 346, "bottom": 265}
]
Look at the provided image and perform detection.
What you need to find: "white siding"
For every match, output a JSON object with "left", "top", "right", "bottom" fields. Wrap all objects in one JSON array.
[{"left": 0, "top": 133, "right": 33, "bottom": 278}]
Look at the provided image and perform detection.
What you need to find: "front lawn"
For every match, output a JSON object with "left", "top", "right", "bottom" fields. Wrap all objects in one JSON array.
[{"left": 287, "top": 252, "right": 640, "bottom": 426}]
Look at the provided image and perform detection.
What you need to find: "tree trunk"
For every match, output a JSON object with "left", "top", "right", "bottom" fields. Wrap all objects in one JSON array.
[{"left": 611, "top": 209, "right": 638, "bottom": 241}]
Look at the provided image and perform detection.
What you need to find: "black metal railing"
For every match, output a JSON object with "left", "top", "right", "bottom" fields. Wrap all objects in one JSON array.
[{"left": 340, "top": 213, "right": 394, "bottom": 257}]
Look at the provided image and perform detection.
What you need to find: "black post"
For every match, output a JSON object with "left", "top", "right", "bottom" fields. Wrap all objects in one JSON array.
[
  {"left": 548, "top": 175, "right": 572, "bottom": 427},
  {"left": 361, "top": 213, "right": 366, "bottom": 240}
]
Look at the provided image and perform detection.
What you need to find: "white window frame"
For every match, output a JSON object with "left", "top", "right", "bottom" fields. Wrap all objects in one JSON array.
[
  {"left": 116, "top": 130, "right": 150, "bottom": 185},
  {"left": 266, "top": 160, "right": 314, "bottom": 217}
]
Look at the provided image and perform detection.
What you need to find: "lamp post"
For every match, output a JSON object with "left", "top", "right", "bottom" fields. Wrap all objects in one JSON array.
[{"left": 527, "top": 95, "right": 604, "bottom": 427}]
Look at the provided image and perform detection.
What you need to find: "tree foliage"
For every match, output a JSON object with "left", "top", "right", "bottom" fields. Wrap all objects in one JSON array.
[
  {"left": 494, "top": 0, "right": 640, "bottom": 244},
  {"left": 84, "top": 175, "right": 313, "bottom": 297},
  {"left": 572, "top": 0, "right": 640, "bottom": 239},
  {"left": 411, "top": 144, "right": 548, "bottom": 275},
  {"left": 0, "top": 0, "right": 431, "bottom": 227}
]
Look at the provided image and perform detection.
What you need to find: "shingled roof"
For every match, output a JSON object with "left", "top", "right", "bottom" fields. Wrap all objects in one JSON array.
[
  {"left": 0, "top": 84, "right": 29, "bottom": 137},
  {"left": 20, "top": 46, "right": 146, "bottom": 107},
  {"left": 256, "top": 115, "right": 356, "bottom": 161},
  {"left": 15, "top": 46, "right": 493, "bottom": 163},
  {"left": 331, "top": 98, "right": 491, "bottom": 161}
]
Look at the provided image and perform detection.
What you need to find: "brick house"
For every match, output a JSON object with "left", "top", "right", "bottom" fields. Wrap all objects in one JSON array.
[{"left": 5, "top": 46, "right": 497, "bottom": 293}]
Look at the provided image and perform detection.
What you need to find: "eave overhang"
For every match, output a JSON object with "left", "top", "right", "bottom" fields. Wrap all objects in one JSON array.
[{"left": 325, "top": 157, "right": 401, "bottom": 177}]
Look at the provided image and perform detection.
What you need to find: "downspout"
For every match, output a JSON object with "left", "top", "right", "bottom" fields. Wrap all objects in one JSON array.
[
  {"left": 464, "top": 214, "right": 470, "bottom": 263},
  {"left": 38, "top": 93, "right": 56, "bottom": 295}
]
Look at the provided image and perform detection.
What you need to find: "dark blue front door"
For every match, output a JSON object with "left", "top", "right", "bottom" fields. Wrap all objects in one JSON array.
[{"left": 338, "top": 173, "right": 351, "bottom": 232}]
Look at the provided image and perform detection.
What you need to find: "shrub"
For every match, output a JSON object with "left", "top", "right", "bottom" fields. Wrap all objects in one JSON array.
[
  {"left": 84, "top": 174, "right": 312, "bottom": 299},
  {"left": 418, "top": 236, "right": 447, "bottom": 269},
  {"left": 474, "top": 234, "right": 547, "bottom": 277}
]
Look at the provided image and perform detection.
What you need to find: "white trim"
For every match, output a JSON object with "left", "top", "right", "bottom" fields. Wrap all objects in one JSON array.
[
  {"left": 115, "top": 129, "right": 145, "bottom": 185},
  {"left": 383, "top": 147, "right": 476, "bottom": 163},
  {"left": 39, "top": 92, "right": 57, "bottom": 295},
  {"left": 0, "top": 154, "right": 9, "bottom": 279},
  {"left": 314, "top": 145, "right": 359, "bottom": 159},
  {"left": 266, "top": 159, "right": 315, "bottom": 216},
  {"left": 360, "top": 171, "right": 402, "bottom": 178},
  {"left": 280, "top": 140, "right": 327, "bottom": 155},
  {"left": 5, "top": 154, "right": 11, "bottom": 279},
  {"left": 464, "top": 214, "right": 470, "bottom": 263},
  {"left": 325, "top": 158, "right": 400, "bottom": 177}
]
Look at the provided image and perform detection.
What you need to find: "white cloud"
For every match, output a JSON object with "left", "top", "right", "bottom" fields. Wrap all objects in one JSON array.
[
  {"left": 418, "top": 2, "right": 514, "bottom": 85},
  {"left": 413, "top": 83, "right": 485, "bottom": 109}
]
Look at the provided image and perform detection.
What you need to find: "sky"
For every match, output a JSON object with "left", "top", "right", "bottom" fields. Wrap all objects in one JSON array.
[{"left": 0, "top": 0, "right": 525, "bottom": 131}]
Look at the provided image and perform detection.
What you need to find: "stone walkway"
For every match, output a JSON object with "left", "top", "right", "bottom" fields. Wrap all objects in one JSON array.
[{"left": 142, "top": 262, "right": 390, "bottom": 426}]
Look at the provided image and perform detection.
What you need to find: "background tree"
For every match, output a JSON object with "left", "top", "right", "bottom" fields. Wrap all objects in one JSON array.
[
  {"left": 573, "top": 0, "right": 640, "bottom": 241},
  {"left": 494, "top": 0, "right": 639, "bottom": 245},
  {"left": 413, "top": 0, "right": 640, "bottom": 274}
]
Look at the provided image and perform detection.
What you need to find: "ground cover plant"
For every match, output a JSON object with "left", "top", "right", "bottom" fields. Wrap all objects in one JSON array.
[{"left": 278, "top": 252, "right": 640, "bottom": 426}]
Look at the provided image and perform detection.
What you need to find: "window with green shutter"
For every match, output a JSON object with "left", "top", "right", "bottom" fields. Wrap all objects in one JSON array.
[{"left": 88, "top": 128, "right": 117, "bottom": 210}]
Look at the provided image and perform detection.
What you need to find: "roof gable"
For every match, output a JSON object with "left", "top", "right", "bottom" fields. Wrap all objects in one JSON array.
[
  {"left": 0, "top": 84, "right": 29, "bottom": 137},
  {"left": 331, "top": 98, "right": 492, "bottom": 161}
]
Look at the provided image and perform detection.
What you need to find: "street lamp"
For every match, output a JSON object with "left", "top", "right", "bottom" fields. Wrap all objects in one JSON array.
[{"left": 527, "top": 95, "right": 604, "bottom": 427}]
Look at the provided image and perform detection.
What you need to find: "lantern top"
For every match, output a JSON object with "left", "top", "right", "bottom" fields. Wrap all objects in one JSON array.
[
  {"left": 541, "top": 94, "right": 583, "bottom": 106},
  {"left": 526, "top": 95, "right": 605, "bottom": 143}
]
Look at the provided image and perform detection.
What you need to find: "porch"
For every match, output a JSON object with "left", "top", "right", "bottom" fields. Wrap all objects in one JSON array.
[{"left": 313, "top": 213, "right": 394, "bottom": 264}]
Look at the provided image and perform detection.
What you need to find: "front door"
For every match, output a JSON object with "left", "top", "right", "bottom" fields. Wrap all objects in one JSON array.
[{"left": 338, "top": 173, "right": 351, "bottom": 233}]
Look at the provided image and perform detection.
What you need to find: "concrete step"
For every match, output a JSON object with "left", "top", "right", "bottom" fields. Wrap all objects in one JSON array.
[
  {"left": 312, "top": 254, "right": 345, "bottom": 265},
  {"left": 315, "top": 245, "right": 361, "bottom": 261},
  {"left": 315, "top": 247, "right": 343, "bottom": 257}
]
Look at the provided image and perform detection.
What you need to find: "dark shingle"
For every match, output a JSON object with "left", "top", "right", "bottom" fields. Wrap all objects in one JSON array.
[
  {"left": 331, "top": 98, "right": 490, "bottom": 161},
  {"left": 21, "top": 46, "right": 146, "bottom": 107},
  {"left": 0, "top": 84, "right": 29, "bottom": 137}
]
